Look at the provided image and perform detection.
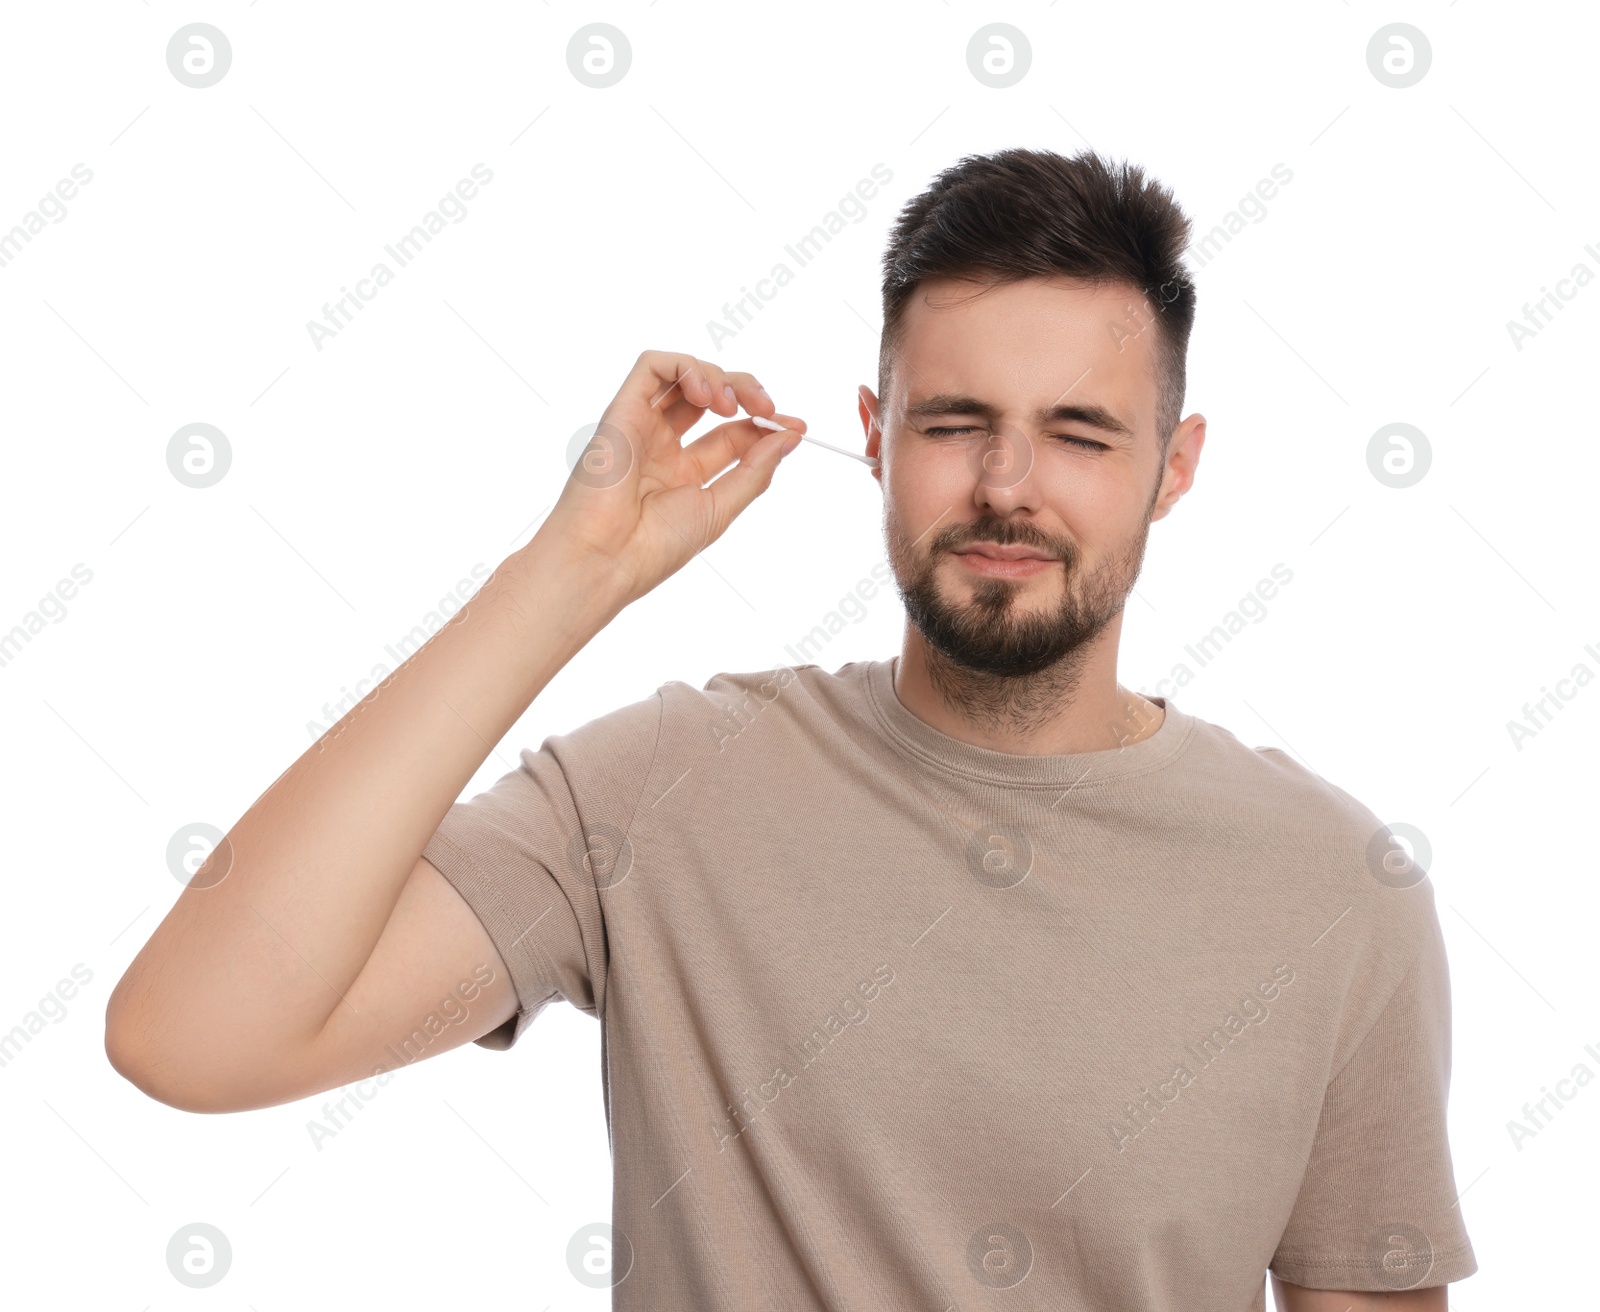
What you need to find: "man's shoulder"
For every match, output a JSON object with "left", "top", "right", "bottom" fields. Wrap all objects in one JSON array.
[
  {"left": 661, "top": 659, "right": 874, "bottom": 713},
  {"left": 1177, "top": 705, "right": 1387, "bottom": 835},
  {"left": 653, "top": 659, "right": 876, "bottom": 750},
  {"left": 1176, "top": 705, "right": 1443, "bottom": 950}
]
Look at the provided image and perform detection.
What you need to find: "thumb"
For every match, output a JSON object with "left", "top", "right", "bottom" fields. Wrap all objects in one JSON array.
[{"left": 704, "top": 426, "right": 798, "bottom": 538}]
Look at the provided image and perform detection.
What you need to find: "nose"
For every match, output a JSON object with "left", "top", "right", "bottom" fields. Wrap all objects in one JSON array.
[{"left": 971, "top": 426, "right": 1044, "bottom": 519}]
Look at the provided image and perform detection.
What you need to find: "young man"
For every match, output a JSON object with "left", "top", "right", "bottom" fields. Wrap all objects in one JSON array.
[{"left": 107, "top": 148, "right": 1476, "bottom": 1310}]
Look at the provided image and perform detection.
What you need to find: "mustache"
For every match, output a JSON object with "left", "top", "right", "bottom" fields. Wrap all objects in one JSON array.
[{"left": 936, "top": 522, "right": 1070, "bottom": 558}]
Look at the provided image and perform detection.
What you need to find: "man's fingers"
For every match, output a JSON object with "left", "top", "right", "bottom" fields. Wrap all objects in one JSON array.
[
  {"left": 657, "top": 355, "right": 735, "bottom": 417},
  {"left": 657, "top": 390, "right": 713, "bottom": 437},
  {"left": 721, "top": 371, "right": 775, "bottom": 420},
  {"left": 684, "top": 412, "right": 807, "bottom": 484},
  {"left": 703, "top": 424, "right": 796, "bottom": 539},
  {"left": 633, "top": 350, "right": 715, "bottom": 414},
  {"left": 631, "top": 353, "right": 782, "bottom": 443}
]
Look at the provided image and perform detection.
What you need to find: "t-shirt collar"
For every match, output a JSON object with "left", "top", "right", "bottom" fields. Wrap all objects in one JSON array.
[{"left": 863, "top": 654, "right": 1193, "bottom": 789}]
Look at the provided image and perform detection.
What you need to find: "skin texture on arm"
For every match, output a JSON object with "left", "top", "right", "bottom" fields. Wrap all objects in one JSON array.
[{"left": 1272, "top": 1275, "right": 1447, "bottom": 1311}]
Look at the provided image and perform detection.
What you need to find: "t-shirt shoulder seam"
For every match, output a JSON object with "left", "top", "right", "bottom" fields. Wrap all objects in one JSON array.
[
  {"left": 1324, "top": 938, "right": 1427, "bottom": 1087},
  {"left": 591, "top": 685, "right": 666, "bottom": 1025},
  {"left": 624, "top": 685, "right": 668, "bottom": 847}
]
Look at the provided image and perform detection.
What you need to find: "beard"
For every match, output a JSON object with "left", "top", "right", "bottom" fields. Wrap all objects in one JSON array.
[{"left": 884, "top": 499, "right": 1154, "bottom": 722}]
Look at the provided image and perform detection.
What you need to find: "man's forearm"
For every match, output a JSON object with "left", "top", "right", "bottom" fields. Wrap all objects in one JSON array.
[{"left": 106, "top": 526, "right": 632, "bottom": 1093}]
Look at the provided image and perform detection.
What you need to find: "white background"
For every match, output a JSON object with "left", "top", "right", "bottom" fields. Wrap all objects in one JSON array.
[{"left": 1, "top": 1, "right": 1594, "bottom": 1307}]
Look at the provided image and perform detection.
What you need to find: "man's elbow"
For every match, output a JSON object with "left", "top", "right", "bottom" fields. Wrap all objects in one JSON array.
[{"left": 104, "top": 996, "right": 234, "bottom": 1115}]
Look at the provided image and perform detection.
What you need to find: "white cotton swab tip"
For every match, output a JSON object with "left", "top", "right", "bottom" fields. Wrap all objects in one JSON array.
[{"left": 748, "top": 414, "right": 880, "bottom": 469}]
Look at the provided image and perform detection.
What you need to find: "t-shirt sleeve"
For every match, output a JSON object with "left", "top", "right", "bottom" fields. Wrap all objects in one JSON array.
[
  {"left": 1269, "top": 897, "right": 1478, "bottom": 1290},
  {"left": 419, "top": 687, "right": 663, "bottom": 1051}
]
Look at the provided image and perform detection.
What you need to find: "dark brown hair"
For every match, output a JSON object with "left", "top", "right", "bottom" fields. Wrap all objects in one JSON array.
[{"left": 879, "top": 148, "right": 1196, "bottom": 449}]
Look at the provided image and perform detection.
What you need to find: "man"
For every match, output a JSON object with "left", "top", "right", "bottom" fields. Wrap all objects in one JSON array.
[{"left": 107, "top": 148, "right": 1476, "bottom": 1310}]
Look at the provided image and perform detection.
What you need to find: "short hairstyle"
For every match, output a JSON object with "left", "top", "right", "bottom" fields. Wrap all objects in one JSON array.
[{"left": 878, "top": 148, "right": 1197, "bottom": 451}]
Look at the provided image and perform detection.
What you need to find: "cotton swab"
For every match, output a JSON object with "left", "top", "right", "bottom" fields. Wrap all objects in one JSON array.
[{"left": 748, "top": 414, "right": 880, "bottom": 469}]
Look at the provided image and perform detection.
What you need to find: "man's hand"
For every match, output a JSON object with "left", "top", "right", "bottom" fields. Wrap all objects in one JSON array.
[
  {"left": 543, "top": 350, "right": 807, "bottom": 605},
  {"left": 1272, "top": 1275, "right": 1447, "bottom": 1310}
]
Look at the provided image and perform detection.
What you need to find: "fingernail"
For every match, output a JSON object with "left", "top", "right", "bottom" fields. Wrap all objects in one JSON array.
[
  {"left": 780, "top": 431, "right": 803, "bottom": 456},
  {"left": 755, "top": 385, "right": 773, "bottom": 405},
  {"left": 723, "top": 384, "right": 736, "bottom": 406}
]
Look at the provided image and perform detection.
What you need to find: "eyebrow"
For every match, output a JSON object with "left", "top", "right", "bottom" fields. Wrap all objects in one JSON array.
[{"left": 904, "top": 393, "right": 1135, "bottom": 439}]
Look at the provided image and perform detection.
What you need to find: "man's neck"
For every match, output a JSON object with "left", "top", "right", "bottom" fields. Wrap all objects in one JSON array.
[{"left": 893, "top": 623, "right": 1164, "bottom": 757}]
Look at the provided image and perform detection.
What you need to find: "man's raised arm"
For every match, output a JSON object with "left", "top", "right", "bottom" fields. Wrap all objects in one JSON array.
[{"left": 104, "top": 351, "right": 805, "bottom": 1113}]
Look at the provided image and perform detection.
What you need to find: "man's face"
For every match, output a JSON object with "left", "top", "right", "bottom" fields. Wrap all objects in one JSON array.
[{"left": 861, "top": 274, "right": 1195, "bottom": 680}]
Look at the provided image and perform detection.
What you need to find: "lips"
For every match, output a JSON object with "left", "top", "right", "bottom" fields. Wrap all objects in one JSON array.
[{"left": 953, "top": 545, "right": 1059, "bottom": 563}]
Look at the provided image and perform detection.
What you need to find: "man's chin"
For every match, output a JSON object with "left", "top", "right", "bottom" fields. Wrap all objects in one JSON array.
[
  {"left": 937, "top": 578, "right": 1062, "bottom": 623},
  {"left": 930, "top": 645, "right": 1072, "bottom": 680},
  {"left": 918, "top": 615, "right": 1064, "bottom": 672}
]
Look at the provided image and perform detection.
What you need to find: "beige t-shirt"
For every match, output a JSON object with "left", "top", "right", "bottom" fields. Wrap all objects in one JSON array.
[{"left": 422, "top": 657, "right": 1476, "bottom": 1310}]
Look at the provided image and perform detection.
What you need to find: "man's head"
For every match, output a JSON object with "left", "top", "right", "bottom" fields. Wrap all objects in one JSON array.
[{"left": 861, "top": 148, "right": 1204, "bottom": 686}]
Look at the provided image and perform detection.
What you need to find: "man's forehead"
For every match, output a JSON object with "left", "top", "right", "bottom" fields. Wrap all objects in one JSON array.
[{"left": 889, "top": 279, "right": 1157, "bottom": 430}]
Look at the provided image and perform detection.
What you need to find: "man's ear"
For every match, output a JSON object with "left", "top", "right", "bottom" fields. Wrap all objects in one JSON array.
[
  {"left": 859, "top": 385, "right": 883, "bottom": 485},
  {"left": 1149, "top": 412, "right": 1205, "bottom": 523}
]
